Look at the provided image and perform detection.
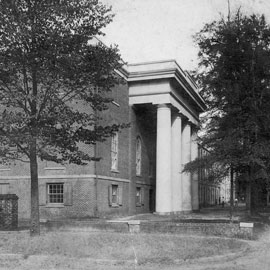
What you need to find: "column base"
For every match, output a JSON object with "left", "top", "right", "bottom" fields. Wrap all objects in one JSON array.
[
  {"left": 172, "top": 211, "right": 191, "bottom": 215},
  {"left": 181, "top": 204, "right": 192, "bottom": 213},
  {"left": 154, "top": 210, "right": 197, "bottom": 216},
  {"left": 175, "top": 210, "right": 193, "bottom": 215}
]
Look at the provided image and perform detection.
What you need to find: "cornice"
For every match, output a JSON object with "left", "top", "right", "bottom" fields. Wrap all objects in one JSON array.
[
  {"left": 170, "top": 92, "right": 199, "bottom": 122},
  {"left": 116, "top": 66, "right": 129, "bottom": 79},
  {"left": 124, "top": 60, "right": 206, "bottom": 113},
  {"left": 87, "top": 38, "right": 204, "bottom": 111},
  {"left": 173, "top": 68, "right": 206, "bottom": 112}
]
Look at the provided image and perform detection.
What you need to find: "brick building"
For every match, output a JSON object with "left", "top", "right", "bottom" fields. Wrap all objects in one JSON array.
[{"left": 0, "top": 60, "right": 207, "bottom": 221}]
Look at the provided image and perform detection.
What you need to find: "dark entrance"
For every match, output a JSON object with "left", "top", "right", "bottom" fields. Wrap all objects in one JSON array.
[{"left": 149, "top": 189, "right": 155, "bottom": 212}]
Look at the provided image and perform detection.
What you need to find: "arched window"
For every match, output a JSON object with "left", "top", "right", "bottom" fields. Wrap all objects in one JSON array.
[
  {"left": 136, "top": 136, "right": 142, "bottom": 176},
  {"left": 111, "top": 132, "right": 119, "bottom": 171}
]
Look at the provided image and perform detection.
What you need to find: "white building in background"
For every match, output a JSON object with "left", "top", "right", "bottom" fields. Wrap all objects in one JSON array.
[{"left": 198, "top": 147, "right": 231, "bottom": 207}]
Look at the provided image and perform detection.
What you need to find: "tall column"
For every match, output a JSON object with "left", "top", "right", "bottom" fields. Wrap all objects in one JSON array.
[
  {"left": 191, "top": 130, "right": 199, "bottom": 211},
  {"left": 181, "top": 121, "right": 192, "bottom": 212},
  {"left": 171, "top": 113, "right": 182, "bottom": 213},
  {"left": 156, "top": 104, "right": 172, "bottom": 214}
]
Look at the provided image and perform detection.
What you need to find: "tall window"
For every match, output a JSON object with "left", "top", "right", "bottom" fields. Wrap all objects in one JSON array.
[
  {"left": 136, "top": 187, "right": 144, "bottom": 206},
  {"left": 111, "top": 132, "right": 119, "bottom": 171},
  {"left": 111, "top": 185, "right": 118, "bottom": 204},
  {"left": 136, "top": 136, "right": 142, "bottom": 176},
  {"left": 136, "top": 187, "right": 141, "bottom": 205}
]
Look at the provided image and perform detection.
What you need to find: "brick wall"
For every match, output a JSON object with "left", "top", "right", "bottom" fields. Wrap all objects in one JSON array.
[
  {"left": 96, "top": 178, "right": 129, "bottom": 217},
  {"left": 0, "top": 81, "right": 133, "bottom": 220},
  {"left": 2, "top": 176, "right": 133, "bottom": 221},
  {"left": 39, "top": 178, "right": 96, "bottom": 220},
  {"left": 0, "top": 78, "right": 159, "bottom": 220},
  {"left": 95, "top": 82, "right": 132, "bottom": 216},
  {"left": 6, "top": 179, "right": 31, "bottom": 220},
  {"left": 0, "top": 178, "right": 96, "bottom": 220},
  {"left": 96, "top": 83, "right": 130, "bottom": 180}
]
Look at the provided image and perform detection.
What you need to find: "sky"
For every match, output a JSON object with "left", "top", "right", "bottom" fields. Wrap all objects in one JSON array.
[{"left": 100, "top": 0, "right": 270, "bottom": 71}]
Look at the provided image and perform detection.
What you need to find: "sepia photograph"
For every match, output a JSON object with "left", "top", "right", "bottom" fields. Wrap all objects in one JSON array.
[{"left": 0, "top": 0, "right": 270, "bottom": 269}]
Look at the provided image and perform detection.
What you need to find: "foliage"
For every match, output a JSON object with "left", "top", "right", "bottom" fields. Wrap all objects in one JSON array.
[
  {"left": 0, "top": 0, "right": 127, "bottom": 235},
  {"left": 185, "top": 12, "right": 270, "bottom": 183},
  {"left": 184, "top": 150, "right": 229, "bottom": 184},
  {"left": 0, "top": 0, "right": 125, "bottom": 166}
]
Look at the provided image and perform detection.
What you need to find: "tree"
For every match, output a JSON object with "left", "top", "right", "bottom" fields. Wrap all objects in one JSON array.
[
  {"left": 186, "top": 11, "right": 270, "bottom": 213},
  {"left": 0, "top": 0, "right": 126, "bottom": 235}
]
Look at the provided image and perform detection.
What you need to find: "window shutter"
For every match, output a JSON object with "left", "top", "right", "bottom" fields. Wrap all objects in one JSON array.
[
  {"left": 39, "top": 184, "right": 47, "bottom": 206},
  {"left": 108, "top": 185, "right": 112, "bottom": 206},
  {"left": 64, "top": 183, "right": 73, "bottom": 206},
  {"left": 118, "top": 185, "right": 123, "bottom": 206},
  {"left": 141, "top": 187, "right": 145, "bottom": 205}
]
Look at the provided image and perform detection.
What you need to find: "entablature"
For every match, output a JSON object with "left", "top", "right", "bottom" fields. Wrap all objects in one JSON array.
[{"left": 125, "top": 60, "right": 206, "bottom": 126}]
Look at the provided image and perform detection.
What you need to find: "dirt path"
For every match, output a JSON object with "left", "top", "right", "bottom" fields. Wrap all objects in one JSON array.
[
  {"left": 0, "top": 229, "right": 269, "bottom": 270},
  {"left": 0, "top": 240, "right": 268, "bottom": 270},
  {"left": 156, "top": 228, "right": 270, "bottom": 270}
]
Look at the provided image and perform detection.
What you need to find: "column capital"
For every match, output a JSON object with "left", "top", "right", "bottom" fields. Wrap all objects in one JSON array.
[
  {"left": 174, "top": 111, "right": 185, "bottom": 119},
  {"left": 177, "top": 111, "right": 187, "bottom": 119},
  {"left": 182, "top": 118, "right": 199, "bottom": 132}
]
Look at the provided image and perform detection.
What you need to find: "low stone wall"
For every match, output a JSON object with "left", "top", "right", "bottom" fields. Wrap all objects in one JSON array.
[
  {"left": 133, "top": 220, "right": 254, "bottom": 239},
  {"left": 40, "top": 218, "right": 255, "bottom": 239},
  {"left": 42, "top": 219, "right": 128, "bottom": 233}
]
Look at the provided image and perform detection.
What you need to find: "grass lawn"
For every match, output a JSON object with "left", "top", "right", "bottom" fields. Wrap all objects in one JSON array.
[{"left": 0, "top": 231, "right": 248, "bottom": 267}]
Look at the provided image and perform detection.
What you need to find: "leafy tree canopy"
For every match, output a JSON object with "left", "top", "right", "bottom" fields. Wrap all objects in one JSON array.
[
  {"left": 185, "top": 11, "right": 270, "bottom": 182},
  {"left": 0, "top": 0, "right": 125, "bottom": 165}
]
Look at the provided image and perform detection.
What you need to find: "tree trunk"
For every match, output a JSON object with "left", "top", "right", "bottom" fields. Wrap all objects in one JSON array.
[
  {"left": 246, "top": 167, "right": 252, "bottom": 216},
  {"left": 30, "top": 64, "right": 39, "bottom": 236},
  {"left": 229, "top": 167, "right": 234, "bottom": 220},
  {"left": 30, "top": 137, "right": 40, "bottom": 236}
]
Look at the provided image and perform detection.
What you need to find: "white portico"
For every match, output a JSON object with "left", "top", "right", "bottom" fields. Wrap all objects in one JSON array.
[{"left": 125, "top": 60, "right": 206, "bottom": 214}]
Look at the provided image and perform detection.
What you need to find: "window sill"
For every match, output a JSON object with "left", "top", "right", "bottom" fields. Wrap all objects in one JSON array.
[
  {"left": 136, "top": 203, "right": 142, "bottom": 207},
  {"left": 45, "top": 203, "right": 64, "bottom": 208},
  {"left": 110, "top": 203, "right": 120, "bottom": 208},
  {"left": 111, "top": 169, "right": 120, "bottom": 173}
]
